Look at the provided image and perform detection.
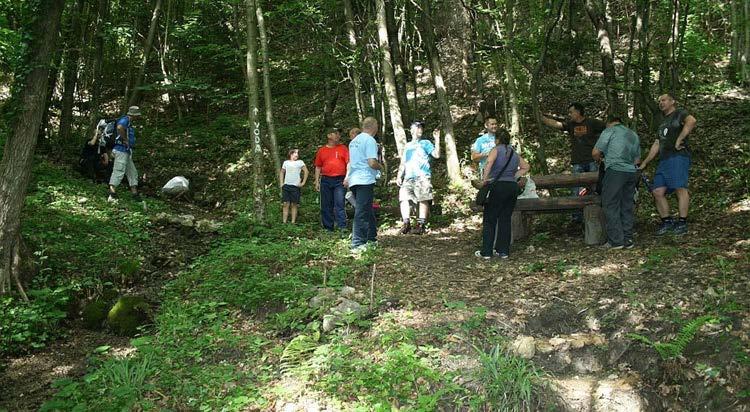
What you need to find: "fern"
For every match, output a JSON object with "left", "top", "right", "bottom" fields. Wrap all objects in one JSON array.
[
  {"left": 628, "top": 315, "right": 719, "bottom": 360},
  {"left": 280, "top": 332, "right": 320, "bottom": 374}
]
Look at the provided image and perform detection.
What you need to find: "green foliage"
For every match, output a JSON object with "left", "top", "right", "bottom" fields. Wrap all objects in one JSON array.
[
  {"left": 640, "top": 247, "right": 679, "bottom": 271},
  {"left": 81, "top": 299, "right": 109, "bottom": 330},
  {"left": 0, "top": 287, "right": 70, "bottom": 356},
  {"left": 107, "top": 296, "right": 150, "bottom": 336},
  {"left": 628, "top": 315, "right": 720, "bottom": 360},
  {"left": 474, "top": 344, "right": 545, "bottom": 412}
]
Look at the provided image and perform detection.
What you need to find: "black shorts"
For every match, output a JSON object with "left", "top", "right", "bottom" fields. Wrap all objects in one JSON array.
[{"left": 282, "top": 184, "right": 301, "bottom": 204}]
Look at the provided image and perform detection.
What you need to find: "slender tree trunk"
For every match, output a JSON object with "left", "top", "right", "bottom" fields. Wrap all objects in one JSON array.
[
  {"left": 244, "top": 0, "right": 265, "bottom": 222},
  {"left": 636, "top": 0, "right": 658, "bottom": 130},
  {"left": 343, "top": 0, "right": 365, "bottom": 122},
  {"left": 128, "top": 0, "right": 163, "bottom": 108},
  {"left": 421, "top": 0, "right": 462, "bottom": 186},
  {"left": 504, "top": 0, "right": 522, "bottom": 146},
  {"left": 376, "top": 0, "right": 408, "bottom": 156},
  {"left": 530, "top": 0, "right": 565, "bottom": 175},
  {"left": 385, "top": 0, "right": 409, "bottom": 123},
  {"left": 59, "top": 0, "right": 87, "bottom": 149},
  {"left": 731, "top": 0, "right": 740, "bottom": 80},
  {"left": 0, "top": 0, "right": 66, "bottom": 298},
  {"left": 744, "top": 0, "right": 750, "bottom": 84},
  {"left": 255, "top": 4, "right": 281, "bottom": 179},
  {"left": 585, "top": 0, "right": 624, "bottom": 115},
  {"left": 87, "top": 0, "right": 110, "bottom": 139}
]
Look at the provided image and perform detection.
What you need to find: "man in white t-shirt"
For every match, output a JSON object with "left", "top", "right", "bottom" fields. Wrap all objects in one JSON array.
[{"left": 279, "top": 149, "right": 308, "bottom": 223}]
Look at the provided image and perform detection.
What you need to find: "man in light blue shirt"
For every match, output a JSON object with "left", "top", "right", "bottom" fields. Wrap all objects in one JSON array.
[
  {"left": 471, "top": 117, "right": 498, "bottom": 177},
  {"left": 396, "top": 121, "right": 440, "bottom": 235},
  {"left": 593, "top": 115, "right": 641, "bottom": 249},
  {"left": 345, "top": 117, "right": 382, "bottom": 251}
]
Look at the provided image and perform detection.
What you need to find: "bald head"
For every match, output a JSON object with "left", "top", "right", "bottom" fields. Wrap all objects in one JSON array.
[{"left": 361, "top": 117, "right": 379, "bottom": 135}]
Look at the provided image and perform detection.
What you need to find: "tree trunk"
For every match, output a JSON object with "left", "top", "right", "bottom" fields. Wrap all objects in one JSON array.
[
  {"left": 376, "top": 0, "right": 408, "bottom": 156},
  {"left": 421, "top": 0, "right": 462, "bottom": 186},
  {"left": 128, "top": 0, "right": 163, "bottom": 108},
  {"left": 385, "top": 0, "right": 409, "bottom": 123},
  {"left": 343, "top": 0, "right": 365, "bottom": 122},
  {"left": 256, "top": 4, "right": 281, "bottom": 180},
  {"left": 585, "top": 0, "right": 624, "bottom": 115},
  {"left": 59, "top": 0, "right": 87, "bottom": 149},
  {"left": 635, "top": 0, "right": 658, "bottom": 130},
  {"left": 0, "top": 0, "right": 66, "bottom": 297},
  {"left": 323, "top": 75, "right": 340, "bottom": 128},
  {"left": 744, "top": 0, "right": 750, "bottom": 84},
  {"left": 529, "top": 0, "right": 565, "bottom": 175},
  {"left": 504, "top": 0, "right": 522, "bottom": 146},
  {"left": 244, "top": 0, "right": 265, "bottom": 223},
  {"left": 731, "top": 0, "right": 740, "bottom": 79},
  {"left": 86, "top": 0, "right": 110, "bottom": 141}
]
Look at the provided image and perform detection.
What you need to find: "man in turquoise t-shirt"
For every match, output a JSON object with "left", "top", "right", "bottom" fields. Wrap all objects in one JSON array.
[
  {"left": 396, "top": 121, "right": 441, "bottom": 235},
  {"left": 471, "top": 117, "right": 498, "bottom": 177},
  {"left": 593, "top": 115, "right": 641, "bottom": 249},
  {"left": 345, "top": 117, "right": 382, "bottom": 252}
]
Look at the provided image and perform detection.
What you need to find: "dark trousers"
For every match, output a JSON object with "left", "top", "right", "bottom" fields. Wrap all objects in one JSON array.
[
  {"left": 481, "top": 181, "right": 518, "bottom": 256},
  {"left": 601, "top": 169, "right": 637, "bottom": 246},
  {"left": 351, "top": 184, "right": 377, "bottom": 247},
  {"left": 320, "top": 175, "right": 347, "bottom": 230}
]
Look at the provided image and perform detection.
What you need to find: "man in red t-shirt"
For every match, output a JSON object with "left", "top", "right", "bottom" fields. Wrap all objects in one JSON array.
[{"left": 314, "top": 128, "right": 349, "bottom": 231}]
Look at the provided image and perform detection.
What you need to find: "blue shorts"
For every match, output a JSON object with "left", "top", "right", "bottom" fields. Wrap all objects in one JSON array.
[{"left": 653, "top": 155, "right": 690, "bottom": 193}]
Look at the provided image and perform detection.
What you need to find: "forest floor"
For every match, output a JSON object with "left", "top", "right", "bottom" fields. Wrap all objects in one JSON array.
[{"left": 1, "top": 95, "right": 749, "bottom": 411}]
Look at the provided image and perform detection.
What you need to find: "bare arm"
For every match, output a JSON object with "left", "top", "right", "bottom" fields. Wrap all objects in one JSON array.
[
  {"left": 279, "top": 168, "right": 285, "bottom": 188},
  {"left": 675, "top": 115, "right": 697, "bottom": 150},
  {"left": 541, "top": 114, "right": 564, "bottom": 130},
  {"left": 516, "top": 156, "right": 531, "bottom": 179},
  {"left": 314, "top": 166, "right": 321, "bottom": 191},
  {"left": 367, "top": 158, "right": 381, "bottom": 170},
  {"left": 471, "top": 149, "right": 485, "bottom": 162},
  {"left": 592, "top": 147, "right": 603, "bottom": 162},
  {"left": 639, "top": 140, "right": 660, "bottom": 170},
  {"left": 482, "top": 148, "right": 498, "bottom": 182},
  {"left": 396, "top": 161, "right": 405, "bottom": 186},
  {"left": 301, "top": 165, "right": 309, "bottom": 187},
  {"left": 431, "top": 129, "right": 441, "bottom": 159}
]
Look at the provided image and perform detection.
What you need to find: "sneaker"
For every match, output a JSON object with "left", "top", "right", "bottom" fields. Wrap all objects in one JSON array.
[
  {"left": 107, "top": 193, "right": 118, "bottom": 203},
  {"left": 656, "top": 220, "right": 674, "bottom": 235},
  {"left": 672, "top": 221, "right": 688, "bottom": 235},
  {"left": 474, "top": 250, "right": 491, "bottom": 260},
  {"left": 624, "top": 239, "right": 635, "bottom": 249},
  {"left": 494, "top": 252, "right": 509, "bottom": 259},
  {"left": 399, "top": 222, "right": 411, "bottom": 235},
  {"left": 411, "top": 223, "right": 424, "bottom": 235},
  {"left": 600, "top": 242, "right": 624, "bottom": 250}
]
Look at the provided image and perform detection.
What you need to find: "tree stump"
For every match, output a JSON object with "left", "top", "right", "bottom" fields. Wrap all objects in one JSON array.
[
  {"left": 512, "top": 211, "right": 531, "bottom": 241},
  {"left": 583, "top": 204, "right": 606, "bottom": 245}
]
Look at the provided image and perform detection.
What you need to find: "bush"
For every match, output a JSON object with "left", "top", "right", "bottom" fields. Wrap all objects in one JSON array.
[{"left": 0, "top": 287, "right": 71, "bottom": 356}]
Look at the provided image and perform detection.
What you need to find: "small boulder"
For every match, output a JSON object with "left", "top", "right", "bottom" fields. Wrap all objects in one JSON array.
[
  {"left": 322, "top": 314, "right": 341, "bottom": 332},
  {"left": 339, "top": 286, "right": 356, "bottom": 298},
  {"left": 511, "top": 335, "right": 536, "bottom": 359},
  {"left": 333, "top": 298, "right": 364, "bottom": 317},
  {"left": 196, "top": 219, "right": 222, "bottom": 233},
  {"left": 107, "top": 296, "right": 150, "bottom": 336}
]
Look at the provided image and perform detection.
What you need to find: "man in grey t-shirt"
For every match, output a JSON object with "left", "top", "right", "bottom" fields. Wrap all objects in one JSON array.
[{"left": 593, "top": 115, "right": 641, "bottom": 249}]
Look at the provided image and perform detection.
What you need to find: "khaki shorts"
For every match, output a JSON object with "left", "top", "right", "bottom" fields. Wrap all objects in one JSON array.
[
  {"left": 399, "top": 176, "right": 433, "bottom": 202},
  {"left": 109, "top": 150, "right": 139, "bottom": 187}
]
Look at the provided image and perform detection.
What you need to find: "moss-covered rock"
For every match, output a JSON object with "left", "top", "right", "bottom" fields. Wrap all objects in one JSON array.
[
  {"left": 82, "top": 300, "right": 109, "bottom": 330},
  {"left": 107, "top": 296, "right": 150, "bottom": 336}
]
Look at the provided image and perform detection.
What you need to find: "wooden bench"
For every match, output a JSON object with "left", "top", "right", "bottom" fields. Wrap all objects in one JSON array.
[{"left": 512, "top": 172, "right": 605, "bottom": 245}]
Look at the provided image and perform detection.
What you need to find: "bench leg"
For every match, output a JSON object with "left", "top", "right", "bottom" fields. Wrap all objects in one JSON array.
[
  {"left": 511, "top": 211, "right": 531, "bottom": 242},
  {"left": 583, "top": 204, "right": 606, "bottom": 245}
]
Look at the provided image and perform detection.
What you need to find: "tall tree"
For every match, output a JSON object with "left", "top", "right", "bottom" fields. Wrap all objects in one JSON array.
[
  {"left": 343, "top": 0, "right": 366, "bottom": 122},
  {"left": 86, "top": 0, "right": 110, "bottom": 142},
  {"left": 376, "top": 0, "right": 408, "bottom": 156},
  {"left": 420, "top": 0, "right": 462, "bottom": 185},
  {"left": 256, "top": 3, "right": 281, "bottom": 180},
  {"left": 58, "top": 0, "right": 88, "bottom": 148},
  {"left": 244, "top": 0, "right": 265, "bottom": 222},
  {"left": 585, "top": 0, "right": 624, "bottom": 115},
  {"left": 128, "top": 0, "right": 163, "bottom": 108},
  {"left": 0, "top": 0, "right": 66, "bottom": 298}
]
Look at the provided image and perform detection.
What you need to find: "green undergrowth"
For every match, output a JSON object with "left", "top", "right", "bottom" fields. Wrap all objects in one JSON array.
[
  {"left": 42, "top": 218, "right": 552, "bottom": 411},
  {"left": 1, "top": 160, "right": 168, "bottom": 357}
]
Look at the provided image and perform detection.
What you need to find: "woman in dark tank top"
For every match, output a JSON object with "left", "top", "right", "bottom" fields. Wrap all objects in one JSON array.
[{"left": 476, "top": 129, "right": 530, "bottom": 259}]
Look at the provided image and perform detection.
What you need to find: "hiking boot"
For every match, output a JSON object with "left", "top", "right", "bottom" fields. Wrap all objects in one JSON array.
[
  {"left": 672, "top": 221, "right": 688, "bottom": 235},
  {"left": 600, "top": 242, "right": 624, "bottom": 250},
  {"left": 624, "top": 239, "right": 635, "bottom": 249},
  {"left": 411, "top": 223, "right": 424, "bottom": 235},
  {"left": 656, "top": 220, "right": 674, "bottom": 235},
  {"left": 399, "top": 221, "right": 411, "bottom": 235}
]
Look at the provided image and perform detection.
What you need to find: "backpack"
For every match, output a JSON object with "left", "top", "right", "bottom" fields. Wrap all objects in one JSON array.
[{"left": 96, "top": 118, "right": 118, "bottom": 152}]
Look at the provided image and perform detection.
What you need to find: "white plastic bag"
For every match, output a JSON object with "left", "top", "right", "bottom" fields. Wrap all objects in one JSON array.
[
  {"left": 518, "top": 177, "right": 538, "bottom": 199},
  {"left": 161, "top": 176, "right": 190, "bottom": 196}
]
